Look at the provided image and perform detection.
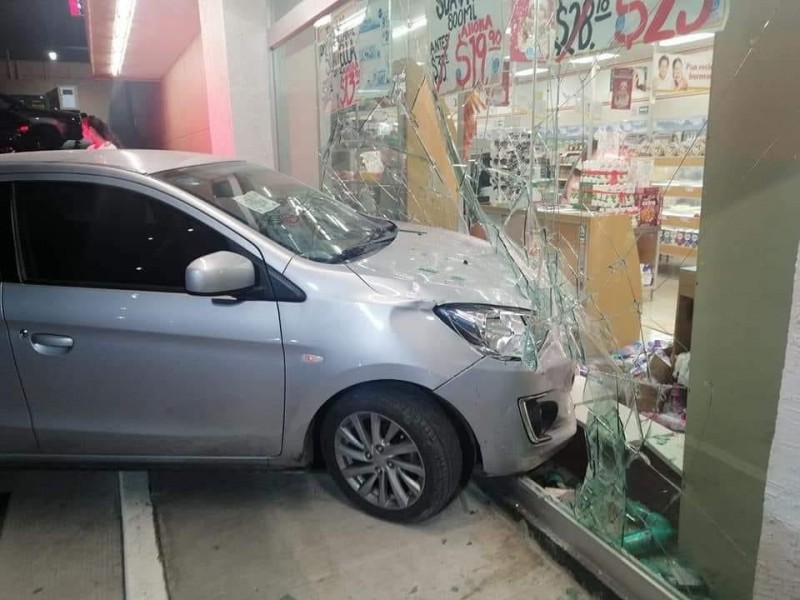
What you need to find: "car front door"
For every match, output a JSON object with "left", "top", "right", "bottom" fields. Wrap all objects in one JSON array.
[
  {"left": 3, "top": 176, "right": 285, "bottom": 457},
  {"left": 0, "top": 181, "right": 38, "bottom": 454}
]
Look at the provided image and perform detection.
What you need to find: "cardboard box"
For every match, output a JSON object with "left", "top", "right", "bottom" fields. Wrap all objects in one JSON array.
[
  {"left": 649, "top": 352, "right": 674, "bottom": 385},
  {"left": 636, "top": 381, "right": 668, "bottom": 414}
]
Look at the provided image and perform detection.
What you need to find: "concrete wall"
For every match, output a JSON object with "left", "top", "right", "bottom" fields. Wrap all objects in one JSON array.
[
  {"left": 753, "top": 245, "right": 800, "bottom": 598},
  {"left": 679, "top": 1, "right": 800, "bottom": 598},
  {"left": 274, "top": 26, "right": 320, "bottom": 186},
  {"left": 160, "top": 35, "right": 211, "bottom": 153},
  {"left": 0, "top": 60, "right": 112, "bottom": 121},
  {"left": 198, "top": 0, "right": 275, "bottom": 166}
]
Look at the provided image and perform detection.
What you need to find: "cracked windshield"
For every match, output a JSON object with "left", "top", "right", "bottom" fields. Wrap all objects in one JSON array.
[{"left": 1, "top": 1, "right": 797, "bottom": 599}]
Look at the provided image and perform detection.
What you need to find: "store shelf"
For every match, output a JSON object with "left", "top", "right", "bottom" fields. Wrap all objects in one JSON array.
[
  {"left": 662, "top": 215, "right": 701, "bottom": 229},
  {"left": 660, "top": 243, "right": 698, "bottom": 260},
  {"left": 649, "top": 156, "right": 706, "bottom": 168},
  {"left": 655, "top": 184, "right": 703, "bottom": 199}
]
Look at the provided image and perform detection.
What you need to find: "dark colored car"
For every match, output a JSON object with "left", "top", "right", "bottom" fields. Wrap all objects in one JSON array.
[{"left": 0, "top": 93, "right": 81, "bottom": 151}]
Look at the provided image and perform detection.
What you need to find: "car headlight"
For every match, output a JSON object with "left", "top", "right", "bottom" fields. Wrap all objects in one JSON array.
[{"left": 435, "top": 304, "right": 546, "bottom": 361}]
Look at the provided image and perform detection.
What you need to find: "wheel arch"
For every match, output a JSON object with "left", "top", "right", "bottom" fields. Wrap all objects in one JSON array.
[{"left": 307, "top": 379, "right": 481, "bottom": 485}]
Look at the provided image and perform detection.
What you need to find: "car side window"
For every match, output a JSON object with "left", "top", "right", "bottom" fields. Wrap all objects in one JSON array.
[
  {"left": 14, "top": 181, "right": 236, "bottom": 292},
  {"left": 0, "top": 182, "right": 13, "bottom": 282}
]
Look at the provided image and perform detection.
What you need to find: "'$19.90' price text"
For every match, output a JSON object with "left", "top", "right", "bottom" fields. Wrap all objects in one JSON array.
[
  {"left": 555, "top": 0, "right": 715, "bottom": 59},
  {"left": 455, "top": 16, "right": 503, "bottom": 90}
]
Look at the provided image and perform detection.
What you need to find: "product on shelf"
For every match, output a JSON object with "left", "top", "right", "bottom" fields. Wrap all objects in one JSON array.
[
  {"left": 486, "top": 131, "right": 550, "bottom": 205},
  {"left": 636, "top": 187, "right": 663, "bottom": 227},
  {"left": 661, "top": 227, "right": 700, "bottom": 248},
  {"left": 568, "top": 159, "right": 639, "bottom": 215}
]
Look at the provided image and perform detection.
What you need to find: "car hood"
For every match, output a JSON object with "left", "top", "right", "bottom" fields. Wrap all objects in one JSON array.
[{"left": 347, "top": 224, "right": 532, "bottom": 308}]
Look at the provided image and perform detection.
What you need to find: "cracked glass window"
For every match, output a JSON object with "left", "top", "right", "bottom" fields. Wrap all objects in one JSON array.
[{"left": 292, "top": 0, "right": 774, "bottom": 597}]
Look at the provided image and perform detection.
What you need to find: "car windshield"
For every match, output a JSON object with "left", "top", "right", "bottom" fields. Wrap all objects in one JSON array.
[{"left": 157, "top": 162, "right": 396, "bottom": 264}]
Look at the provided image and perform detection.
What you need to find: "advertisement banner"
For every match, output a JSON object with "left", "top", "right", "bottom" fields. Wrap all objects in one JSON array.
[
  {"left": 611, "top": 67, "right": 633, "bottom": 110},
  {"left": 356, "top": 2, "right": 391, "bottom": 95},
  {"left": 509, "top": 0, "right": 554, "bottom": 63},
  {"left": 553, "top": 0, "right": 728, "bottom": 61},
  {"left": 317, "top": 1, "right": 391, "bottom": 113},
  {"left": 653, "top": 49, "right": 713, "bottom": 95},
  {"left": 428, "top": 0, "right": 505, "bottom": 95}
]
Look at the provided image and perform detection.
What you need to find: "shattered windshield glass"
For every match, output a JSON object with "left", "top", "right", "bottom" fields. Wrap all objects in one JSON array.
[{"left": 158, "top": 163, "right": 397, "bottom": 263}]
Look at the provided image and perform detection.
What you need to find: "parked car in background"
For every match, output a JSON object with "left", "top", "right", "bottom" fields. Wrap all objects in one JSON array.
[
  {"left": 0, "top": 93, "right": 81, "bottom": 151},
  {"left": 0, "top": 150, "right": 577, "bottom": 522}
]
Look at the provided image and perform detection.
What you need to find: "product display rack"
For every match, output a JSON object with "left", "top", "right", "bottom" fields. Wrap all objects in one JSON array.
[
  {"left": 659, "top": 215, "right": 701, "bottom": 261},
  {"left": 326, "top": 100, "right": 408, "bottom": 221},
  {"left": 557, "top": 147, "right": 585, "bottom": 187}
]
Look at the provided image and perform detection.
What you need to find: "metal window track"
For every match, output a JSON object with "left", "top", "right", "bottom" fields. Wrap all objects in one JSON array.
[{"left": 479, "top": 475, "right": 687, "bottom": 600}]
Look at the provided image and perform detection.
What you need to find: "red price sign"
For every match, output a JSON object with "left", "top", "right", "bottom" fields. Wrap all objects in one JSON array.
[
  {"left": 454, "top": 15, "right": 503, "bottom": 90},
  {"left": 615, "top": 0, "right": 714, "bottom": 48},
  {"left": 555, "top": 0, "right": 720, "bottom": 60},
  {"left": 338, "top": 62, "right": 361, "bottom": 110}
]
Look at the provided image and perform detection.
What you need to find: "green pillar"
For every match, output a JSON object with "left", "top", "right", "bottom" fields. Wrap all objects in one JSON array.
[{"left": 679, "top": 1, "right": 800, "bottom": 598}]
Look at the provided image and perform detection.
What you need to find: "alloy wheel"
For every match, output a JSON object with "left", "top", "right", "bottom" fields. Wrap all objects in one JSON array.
[{"left": 334, "top": 412, "right": 426, "bottom": 510}]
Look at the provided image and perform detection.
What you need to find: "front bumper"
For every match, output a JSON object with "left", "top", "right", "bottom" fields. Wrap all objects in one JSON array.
[{"left": 435, "top": 341, "right": 577, "bottom": 477}]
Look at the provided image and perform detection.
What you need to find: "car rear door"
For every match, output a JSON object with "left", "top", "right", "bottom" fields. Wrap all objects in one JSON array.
[
  {"left": 0, "top": 181, "right": 38, "bottom": 453},
  {"left": 3, "top": 174, "right": 285, "bottom": 457}
]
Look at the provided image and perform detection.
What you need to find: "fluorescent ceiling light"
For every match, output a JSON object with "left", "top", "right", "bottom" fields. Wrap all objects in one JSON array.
[
  {"left": 515, "top": 67, "right": 549, "bottom": 77},
  {"left": 110, "top": 0, "right": 136, "bottom": 77},
  {"left": 569, "top": 52, "right": 618, "bottom": 65},
  {"left": 393, "top": 15, "right": 427, "bottom": 39},
  {"left": 47, "top": 51, "right": 58, "bottom": 61},
  {"left": 658, "top": 32, "right": 714, "bottom": 47}
]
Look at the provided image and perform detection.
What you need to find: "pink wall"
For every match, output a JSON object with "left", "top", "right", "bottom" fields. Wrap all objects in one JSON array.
[{"left": 160, "top": 35, "right": 211, "bottom": 152}]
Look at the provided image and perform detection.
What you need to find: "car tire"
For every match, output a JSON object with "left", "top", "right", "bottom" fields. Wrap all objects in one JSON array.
[{"left": 321, "top": 384, "right": 462, "bottom": 523}]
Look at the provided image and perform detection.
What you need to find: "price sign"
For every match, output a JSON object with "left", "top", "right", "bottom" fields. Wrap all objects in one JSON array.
[
  {"left": 428, "top": 0, "right": 505, "bottom": 95},
  {"left": 554, "top": 0, "right": 728, "bottom": 61}
]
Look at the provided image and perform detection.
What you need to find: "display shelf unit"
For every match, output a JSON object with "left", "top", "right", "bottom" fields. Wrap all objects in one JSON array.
[
  {"left": 536, "top": 208, "right": 643, "bottom": 348},
  {"left": 654, "top": 183, "right": 703, "bottom": 200},
  {"left": 556, "top": 150, "right": 583, "bottom": 189},
  {"left": 325, "top": 100, "right": 409, "bottom": 220},
  {"left": 660, "top": 215, "right": 701, "bottom": 261},
  {"left": 652, "top": 156, "right": 705, "bottom": 168}
]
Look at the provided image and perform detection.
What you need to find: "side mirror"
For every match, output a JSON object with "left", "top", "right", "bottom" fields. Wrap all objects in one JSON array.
[{"left": 185, "top": 251, "right": 255, "bottom": 296}]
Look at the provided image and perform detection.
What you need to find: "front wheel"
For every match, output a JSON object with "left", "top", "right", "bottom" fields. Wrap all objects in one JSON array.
[{"left": 321, "top": 385, "right": 462, "bottom": 523}]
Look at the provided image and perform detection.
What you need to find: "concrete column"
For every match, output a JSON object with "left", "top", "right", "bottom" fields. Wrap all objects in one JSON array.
[
  {"left": 752, "top": 250, "right": 800, "bottom": 598},
  {"left": 198, "top": 0, "right": 276, "bottom": 167},
  {"left": 679, "top": 1, "right": 800, "bottom": 598}
]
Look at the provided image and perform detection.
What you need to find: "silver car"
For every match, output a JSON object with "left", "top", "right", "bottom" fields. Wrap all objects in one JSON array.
[{"left": 0, "top": 150, "right": 576, "bottom": 522}]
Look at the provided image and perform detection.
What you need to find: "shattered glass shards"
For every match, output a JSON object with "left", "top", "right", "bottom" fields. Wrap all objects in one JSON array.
[{"left": 313, "top": 0, "right": 734, "bottom": 596}]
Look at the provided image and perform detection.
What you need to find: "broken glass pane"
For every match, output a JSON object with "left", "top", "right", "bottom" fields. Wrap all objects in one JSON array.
[{"left": 312, "top": 0, "right": 748, "bottom": 596}]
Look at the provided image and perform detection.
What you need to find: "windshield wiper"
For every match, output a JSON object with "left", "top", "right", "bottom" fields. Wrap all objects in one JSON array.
[{"left": 333, "top": 223, "right": 397, "bottom": 263}]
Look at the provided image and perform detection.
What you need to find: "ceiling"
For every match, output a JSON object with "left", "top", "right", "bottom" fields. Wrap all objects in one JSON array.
[
  {"left": 0, "top": 0, "right": 89, "bottom": 63},
  {"left": 86, "top": 0, "right": 200, "bottom": 79}
]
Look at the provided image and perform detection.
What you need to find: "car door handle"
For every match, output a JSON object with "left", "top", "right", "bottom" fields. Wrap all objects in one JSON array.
[{"left": 30, "top": 333, "right": 74, "bottom": 356}]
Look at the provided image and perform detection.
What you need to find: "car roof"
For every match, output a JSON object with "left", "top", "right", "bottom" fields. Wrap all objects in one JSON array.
[{"left": 0, "top": 149, "right": 239, "bottom": 175}]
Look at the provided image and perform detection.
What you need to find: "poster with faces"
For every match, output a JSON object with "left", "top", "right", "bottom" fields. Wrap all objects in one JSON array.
[{"left": 653, "top": 49, "right": 713, "bottom": 96}]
